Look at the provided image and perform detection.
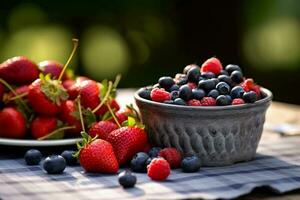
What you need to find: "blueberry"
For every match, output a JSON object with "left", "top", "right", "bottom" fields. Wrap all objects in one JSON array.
[
  {"left": 201, "top": 72, "right": 215, "bottom": 79},
  {"left": 226, "top": 95, "right": 233, "bottom": 104},
  {"left": 183, "top": 64, "right": 197, "bottom": 74},
  {"left": 220, "top": 70, "right": 229, "bottom": 76},
  {"left": 174, "top": 98, "right": 186, "bottom": 105},
  {"left": 198, "top": 79, "right": 215, "bottom": 92},
  {"left": 216, "top": 82, "right": 230, "bottom": 95},
  {"left": 187, "top": 66, "right": 201, "bottom": 83},
  {"left": 177, "top": 77, "right": 188, "bottom": 86},
  {"left": 24, "top": 149, "right": 42, "bottom": 165},
  {"left": 130, "top": 152, "right": 149, "bottom": 172},
  {"left": 148, "top": 147, "right": 161, "bottom": 158},
  {"left": 43, "top": 155, "right": 66, "bottom": 174},
  {"left": 230, "top": 70, "right": 243, "bottom": 84},
  {"left": 175, "top": 73, "right": 187, "bottom": 80},
  {"left": 171, "top": 91, "right": 179, "bottom": 100},
  {"left": 118, "top": 170, "right": 137, "bottom": 188},
  {"left": 179, "top": 85, "right": 192, "bottom": 101},
  {"left": 192, "top": 88, "right": 205, "bottom": 100},
  {"left": 61, "top": 150, "right": 77, "bottom": 166},
  {"left": 164, "top": 100, "right": 175, "bottom": 104},
  {"left": 146, "top": 157, "right": 153, "bottom": 166},
  {"left": 225, "top": 64, "right": 241, "bottom": 74},
  {"left": 169, "top": 84, "right": 179, "bottom": 92},
  {"left": 181, "top": 156, "right": 201, "bottom": 173},
  {"left": 216, "top": 95, "right": 231, "bottom": 106},
  {"left": 211, "top": 78, "right": 219, "bottom": 85},
  {"left": 218, "top": 75, "right": 233, "bottom": 86},
  {"left": 230, "top": 86, "right": 244, "bottom": 99},
  {"left": 158, "top": 76, "right": 175, "bottom": 90},
  {"left": 138, "top": 88, "right": 151, "bottom": 100},
  {"left": 243, "top": 91, "right": 257, "bottom": 103},
  {"left": 207, "top": 89, "right": 219, "bottom": 99}
]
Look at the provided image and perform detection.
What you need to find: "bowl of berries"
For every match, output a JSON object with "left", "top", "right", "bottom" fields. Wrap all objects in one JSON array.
[{"left": 135, "top": 57, "right": 272, "bottom": 166}]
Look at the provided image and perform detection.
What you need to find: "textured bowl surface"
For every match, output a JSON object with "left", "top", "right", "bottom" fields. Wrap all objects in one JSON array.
[{"left": 134, "top": 88, "right": 273, "bottom": 166}]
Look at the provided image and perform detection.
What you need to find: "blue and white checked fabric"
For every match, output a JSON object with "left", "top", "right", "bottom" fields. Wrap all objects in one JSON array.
[{"left": 1, "top": 136, "right": 300, "bottom": 200}]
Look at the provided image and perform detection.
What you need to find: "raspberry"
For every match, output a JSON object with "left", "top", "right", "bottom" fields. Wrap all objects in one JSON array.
[
  {"left": 232, "top": 98, "right": 245, "bottom": 105},
  {"left": 251, "top": 85, "right": 261, "bottom": 99},
  {"left": 187, "top": 82, "right": 197, "bottom": 89},
  {"left": 201, "top": 57, "right": 223, "bottom": 75},
  {"left": 158, "top": 147, "right": 182, "bottom": 168},
  {"left": 150, "top": 88, "right": 171, "bottom": 102},
  {"left": 200, "top": 97, "right": 216, "bottom": 106},
  {"left": 147, "top": 158, "right": 170, "bottom": 181},
  {"left": 241, "top": 78, "right": 254, "bottom": 92},
  {"left": 187, "top": 99, "right": 201, "bottom": 106}
]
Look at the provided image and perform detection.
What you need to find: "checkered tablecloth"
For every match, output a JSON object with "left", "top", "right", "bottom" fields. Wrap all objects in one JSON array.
[{"left": 1, "top": 137, "right": 300, "bottom": 200}]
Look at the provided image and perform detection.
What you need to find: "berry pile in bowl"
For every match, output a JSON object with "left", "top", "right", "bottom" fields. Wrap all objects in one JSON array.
[{"left": 135, "top": 57, "right": 272, "bottom": 166}]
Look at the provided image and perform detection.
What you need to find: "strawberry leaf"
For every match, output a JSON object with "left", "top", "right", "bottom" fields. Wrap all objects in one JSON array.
[
  {"left": 100, "top": 79, "right": 108, "bottom": 100},
  {"left": 83, "top": 108, "right": 97, "bottom": 128},
  {"left": 128, "top": 116, "right": 136, "bottom": 127},
  {"left": 102, "top": 110, "right": 113, "bottom": 121}
]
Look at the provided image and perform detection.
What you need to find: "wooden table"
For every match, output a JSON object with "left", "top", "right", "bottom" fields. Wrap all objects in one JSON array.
[{"left": 118, "top": 90, "right": 300, "bottom": 199}]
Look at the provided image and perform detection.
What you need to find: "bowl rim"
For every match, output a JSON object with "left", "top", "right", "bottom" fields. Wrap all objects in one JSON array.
[{"left": 134, "top": 87, "right": 273, "bottom": 111}]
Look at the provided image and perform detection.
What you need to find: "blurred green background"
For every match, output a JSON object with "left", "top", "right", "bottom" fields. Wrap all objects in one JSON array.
[{"left": 0, "top": 0, "right": 300, "bottom": 104}]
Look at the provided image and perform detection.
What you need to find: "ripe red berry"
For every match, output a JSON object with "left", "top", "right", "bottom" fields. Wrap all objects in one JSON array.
[
  {"left": 251, "top": 85, "right": 261, "bottom": 99},
  {"left": 232, "top": 98, "right": 245, "bottom": 105},
  {"left": 158, "top": 147, "right": 182, "bottom": 168},
  {"left": 88, "top": 121, "right": 118, "bottom": 140},
  {"left": 187, "top": 99, "right": 201, "bottom": 106},
  {"left": 150, "top": 88, "right": 171, "bottom": 102},
  {"left": 241, "top": 78, "right": 254, "bottom": 92},
  {"left": 201, "top": 57, "right": 223, "bottom": 75},
  {"left": 200, "top": 97, "right": 216, "bottom": 106},
  {"left": 147, "top": 158, "right": 170, "bottom": 181}
]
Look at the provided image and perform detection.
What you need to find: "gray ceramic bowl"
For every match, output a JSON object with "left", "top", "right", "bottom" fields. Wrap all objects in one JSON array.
[{"left": 134, "top": 88, "right": 272, "bottom": 166}]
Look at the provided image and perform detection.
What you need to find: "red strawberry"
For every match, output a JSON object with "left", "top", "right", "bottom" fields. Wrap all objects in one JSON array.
[
  {"left": 0, "top": 107, "right": 26, "bottom": 139},
  {"left": 79, "top": 138, "right": 119, "bottom": 173},
  {"left": 28, "top": 78, "right": 68, "bottom": 115},
  {"left": 232, "top": 98, "right": 245, "bottom": 105},
  {"left": 109, "top": 107, "right": 134, "bottom": 125},
  {"left": 0, "top": 56, "right": 39, "bottom": 85},
  {"left": 158, "top": 147, "right": 182, "bottom": 168},
  {"left": 147, "top": 157, "right": 170, "bottom": 181},
  {"left": 201, "top": 97, "right": 216, "bottom": 106},
  {"left": 38, "top": 60, "right": 65, "bottom": 80},
  {"left": 107, "top": 127, "right": 148, "bottom": 165},
  {"left": 0, "top": 83, "right": 4, "bottom": 102},
  {"left": 5, "top": 85, "right": 29, "bottom": 101},
  {"left": 187, "top": 99, "right": 201, "bottom": 106},
  {"left": 79, "top": 80, "right": 100, "bottom": 110},
  {"left": 60, "top": 100, "right": 82, "bottom": 135},
  {"left": 30, "top": 116, "right": 58, "bottom": 139},
  {"left": 150, "top": 88, "right": 171, "bottom": 102},
  {"left": 88, "top": 121, "right": 118, "bottom": 140},
  {"left": 201, "top": 57, "right": 223, "bottom": 75},
  {"left": 96, "top": 99, "right": 120, "bottom": 116}
]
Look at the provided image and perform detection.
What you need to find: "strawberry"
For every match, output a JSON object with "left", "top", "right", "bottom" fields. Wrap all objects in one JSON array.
[
  {"left": 77, "top": 134, "right": 119, "bottom": 173},
  {"left": 201, "top": 97, "right": 216, "bottom": 106},
  {"left": 60, "top": 100, "right": 82, "bottom": 136},
  {"left": 96, "top": 99, "right": 120, "bottom": 116},
  {"left": 0, "top": 56, "right": 39, "bottom": 85},
  {"left": 201, "top": 57, "right": 223, "bottom": 75},
  {"left": 0, "top": 83, "right": 4, "bottom": 102},
  {"left": 158, "top": 147, "right": 182, "bottom": 168},
  {"left": 28, "top": 77, "right": 68, "bottom": 115},
  {"left": 0, "top": 107, "right": 26, "bottom": 139},
  {"left": 30, "top": 116, "right": 58, "bottom": 139},
  {"left": 38, "top": 60, "right": 65, "bottom": 80},
  {"left": 88, "top": 120, "right": 118, "bottom": 140},
  {"left": 107, "top": 126, "right": 148, "bottom": 165},
  {"left": 4, "top": 85, "right": 29, "bottom": 102},
  {"left": 150, "top": 88, "right": 171, "bottom": 102},
  {"left": 147, "top": 158, "right": 170, "bottom": 181},
  {"left": 79, "top": 80, "right": 100, "bottom": 111}
]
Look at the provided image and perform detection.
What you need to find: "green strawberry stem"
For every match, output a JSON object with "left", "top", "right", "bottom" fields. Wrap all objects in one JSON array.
[
  {"left": 37, "top": 126, "right": 76, "bottom": 140},
  {"left": 106, "top": 102, "right": 121, "bottom": 128},
  {"left": 0, "top": 78, "right": 31, "bottom": 112},
  {"left": 7, "top": 92, "right": 28, "bottom": 102},
  {"left": 76, "top": 95, "right": 86, "bottom": 133},
  {"left": 113, "top": 74, "right": 122, "bottom": 89},
  {"left": 58, "top": 38, "right": 79, "bottom": 81},
  {"left": 92, "top": 81, "right": 113, "bottom": 113}
]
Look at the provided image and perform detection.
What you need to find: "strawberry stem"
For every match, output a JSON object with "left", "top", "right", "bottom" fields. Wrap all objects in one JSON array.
[
  {"left": 7, "top": 92, "right": 28, "bottom": 102},
  {"left": 107, "top": 102, "right": 121, "bottom": 128},
  {"left": 37, "top": 126, "right": 76, "bottom": 140},
  {"left": 76, "top": 95, "right": 86, "bottom": 132},
  {"left": 113, "top": 74, "right": 122, "bottom": 89},
  {"left": 58, "top": 38, "right": 79, "bottom": 81},
  {"left": 0, "top": 78, "right": 31, "bottom": 112},
  {"left": 92, "top": 81, "right": 113, "bottom": 113}
]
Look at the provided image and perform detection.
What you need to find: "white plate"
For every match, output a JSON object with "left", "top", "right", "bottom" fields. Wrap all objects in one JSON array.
[{"left": 0, "top": 137, "right": 82, "bottom": 147}]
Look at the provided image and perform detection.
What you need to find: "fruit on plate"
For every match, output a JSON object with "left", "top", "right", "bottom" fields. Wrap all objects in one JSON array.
[
  {"left": 60, "top": 100, "right": 82, "bottom": 135},
  {"left": 0, "top": 56, "right": 39, "bottom": 85},
  {"left": 88, "top": 120, "right": 118, "bottom": 140},
  {"left": 30, "top": 116, "right": 59, "bottom": 139},
  {"left": 38, "top": 60, "right": 66, "bottom": 80},
  {"left": 138, "top": 57, "right": 264, "bottom": 106}
]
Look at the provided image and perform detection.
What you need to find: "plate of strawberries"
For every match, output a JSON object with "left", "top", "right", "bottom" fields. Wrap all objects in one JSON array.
[{"left": 0, "top": 39, "right": 129, "bottom": 147}]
